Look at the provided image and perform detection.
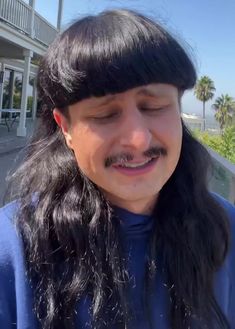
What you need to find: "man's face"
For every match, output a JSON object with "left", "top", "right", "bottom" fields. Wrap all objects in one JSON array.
[{"left": 55, "top": 83, "right": 182, "bottom": 214}]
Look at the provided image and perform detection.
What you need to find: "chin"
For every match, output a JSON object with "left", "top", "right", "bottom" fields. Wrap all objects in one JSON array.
[{"left": 116, "top": 189, "right": 159, "bottom": 203}]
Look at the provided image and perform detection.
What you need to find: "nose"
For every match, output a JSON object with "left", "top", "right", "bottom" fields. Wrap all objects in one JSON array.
[{"left": 119, "top": 109, "right": 152, "bottom": 151}]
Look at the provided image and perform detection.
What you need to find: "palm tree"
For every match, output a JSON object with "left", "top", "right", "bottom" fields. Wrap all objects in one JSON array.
[
  {"left": 194, "top": 76, "right": 216, "bottom": 131},
  {"left": 212, "top": 94, "right": 235, "bottom": 130}
]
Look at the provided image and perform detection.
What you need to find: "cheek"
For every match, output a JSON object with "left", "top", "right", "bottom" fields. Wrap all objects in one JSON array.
[
  {"left": 168, "top": 117, "right": 182, "bottom": 146},
  {"left": 166, "top": 116, "right": 183, "bottom": 167},
  {"left": 152, "top": 113, "right": 182, "bottom": 173},
  {"left": 151, "top": 112, "right": 182, "bottom": 148},
  {"left": 69, "top": 125, "right": 112, "bottom": 173},
  {"left": 165, "top": 116, "right": 183, "bottom": 154}
]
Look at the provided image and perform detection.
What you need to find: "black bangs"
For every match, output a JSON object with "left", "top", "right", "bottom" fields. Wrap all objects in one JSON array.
[{"left": 37, "top": 9, "right": 197, "bottom": 109}]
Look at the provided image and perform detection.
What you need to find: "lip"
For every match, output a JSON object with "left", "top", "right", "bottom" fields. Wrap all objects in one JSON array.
[{"left": 112, "top": 157, "right": 159, "bottom": 176}]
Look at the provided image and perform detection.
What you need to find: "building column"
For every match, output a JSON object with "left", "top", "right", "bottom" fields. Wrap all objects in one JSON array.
[
  {"left": 0, "top": 62, "right": 4, "bottom": 123},
  {"left": 29, "top": 0, "right": 36, "bottom": 38},
  {"left": 9, "top": 70, "right": 15, "bottom": 109},
  {"left": 57, "top": 0, "right": 64, "bottom": 31},
  {"left": 17, "top": 49, "right": 33, "bottom": 137},
  {"left": 32, "top": 77, "right": 37, "bottom": 120}
]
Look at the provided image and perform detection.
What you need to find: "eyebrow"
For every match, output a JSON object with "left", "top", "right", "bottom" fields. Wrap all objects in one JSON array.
[
  {"left": 95, "top": 95, "right": 116, "bottom": 108},
  {"left": 136, "top": 87, "right": 159, "bottom": 98}
]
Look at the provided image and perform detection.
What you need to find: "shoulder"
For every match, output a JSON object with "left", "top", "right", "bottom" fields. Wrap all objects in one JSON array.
[
  {"left": 0, "top": 201, "right": 25, "bottom": 283},
  {"left": 211, "top": 192, "right": 235, "bottom": 234},
  {"left": 212, "top": 193, "right": 235, "bottom": 258},
  {"left": 211, "top": 194, "right": 235, "bottom": 325},
  {"left": 212, "top": 192, "right": 235, "bottom": 216},
  {"left": 0, "top": 202, "right": 38, "bottom": 328},
  {"left": 0, "top": 201, "right": 21, "bottom": 262},
  {"left": 0, "top": 200, "right": 20, "bottom": 232},
  {"left": 0, "top": 200, "right": 27, "bottom": 286},
  {"left": 0, "top": 202, "right": 22, "bottom": 325}
]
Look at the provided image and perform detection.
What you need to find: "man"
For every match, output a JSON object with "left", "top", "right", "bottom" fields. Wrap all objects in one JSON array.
[{"left": 0, "top": 9, "right": 234, "bottom": 329}]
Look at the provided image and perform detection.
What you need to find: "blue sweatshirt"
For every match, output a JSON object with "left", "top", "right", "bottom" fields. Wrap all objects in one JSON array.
[{"left": 0, "top": 195, "right": 235, "bottom": 329}]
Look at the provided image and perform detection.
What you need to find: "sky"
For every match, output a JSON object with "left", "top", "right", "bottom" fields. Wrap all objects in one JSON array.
[{"left": 25, "top": 0, "right": 235, "bottom": 118}]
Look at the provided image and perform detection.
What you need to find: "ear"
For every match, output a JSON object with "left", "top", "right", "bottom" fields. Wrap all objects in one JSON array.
[{"left": 53, "top": 109, "right": 73, "bottom": 149}]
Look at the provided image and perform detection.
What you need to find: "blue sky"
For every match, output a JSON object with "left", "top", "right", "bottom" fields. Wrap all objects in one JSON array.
[{"left": 28, "top": 0, "right": 235, "bottom": 117}]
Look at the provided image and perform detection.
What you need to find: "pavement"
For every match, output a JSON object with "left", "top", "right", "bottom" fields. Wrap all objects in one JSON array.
[
  {"left": 0, "top": 119, "right": 36, "bottom": 206},
  {"left": 0, "top": 118, "right": 35, "bottom": 156}
]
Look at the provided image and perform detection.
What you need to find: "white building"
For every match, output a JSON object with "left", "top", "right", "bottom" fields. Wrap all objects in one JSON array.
[
  {"left": 181, "top": 112, "right": 204, "bottom": 131},
  {"left": 0, "top": 0, "right": 63, "bottom": 136}
]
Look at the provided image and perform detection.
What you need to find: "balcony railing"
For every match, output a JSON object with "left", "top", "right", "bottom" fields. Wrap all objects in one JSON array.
[
  {"left": 0, "top": 0, "right": 58, "bottom": 46},
  {"left": 34, "top": 12, "right": 58, "bottom": 45},
  {"left": 209, "top": 148, "right": 235, "bottom": 205}
]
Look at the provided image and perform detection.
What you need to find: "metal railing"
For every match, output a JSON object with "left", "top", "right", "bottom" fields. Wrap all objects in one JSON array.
[{"left": 0, "top": 0, "right": 58, "bottom": 46}]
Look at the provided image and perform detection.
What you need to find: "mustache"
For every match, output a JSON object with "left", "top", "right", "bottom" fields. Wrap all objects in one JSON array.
[{"left": 104, "top": 146, "right": 167, "bottom": 168}]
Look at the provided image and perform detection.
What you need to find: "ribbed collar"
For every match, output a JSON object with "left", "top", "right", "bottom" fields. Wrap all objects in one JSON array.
[{"left": 113, "top": 207, "right": 154, "bottom": 236}]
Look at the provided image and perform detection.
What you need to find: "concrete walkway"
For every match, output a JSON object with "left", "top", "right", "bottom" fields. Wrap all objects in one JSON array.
[{"left": 0, "top": 119, "right": 35, "bottom": 156}]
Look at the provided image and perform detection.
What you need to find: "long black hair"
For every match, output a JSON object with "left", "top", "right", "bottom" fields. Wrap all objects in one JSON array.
[{"left": 7, "top": 9, "right": 230, "bottom": 329}]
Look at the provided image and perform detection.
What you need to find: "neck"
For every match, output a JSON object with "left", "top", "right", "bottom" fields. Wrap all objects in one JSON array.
[{"left": 106, "top": 194, "right": 158, "bottom": 215}]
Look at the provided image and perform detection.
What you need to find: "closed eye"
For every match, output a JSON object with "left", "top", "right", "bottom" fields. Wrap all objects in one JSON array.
[
  {"left": 91, "top": 111, "right": 120, "bottom": 122},
  {"left": 140, "top": 106, "right": 166, "bottom": 113}
]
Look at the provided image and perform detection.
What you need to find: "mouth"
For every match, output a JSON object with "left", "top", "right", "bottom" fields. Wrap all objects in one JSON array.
[{"left": 112, "top": 156, "right": 159, "bottom": 176}]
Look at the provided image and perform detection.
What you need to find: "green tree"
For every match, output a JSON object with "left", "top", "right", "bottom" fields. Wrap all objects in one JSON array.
[
  {"left": 212, "top": 94, "right": 235, "bottom": 130},
  {"left": 194, "top": 76, "right": 216, "bottom": 131},
  {"left": 193, "top": 127, "right": 235, "bottom": 164},
  {"left": 14, "top": 76, "right": 22, "bottom": 95},
  {"left": 220, "top": 125, "right": 235, "bottom": 163}
]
